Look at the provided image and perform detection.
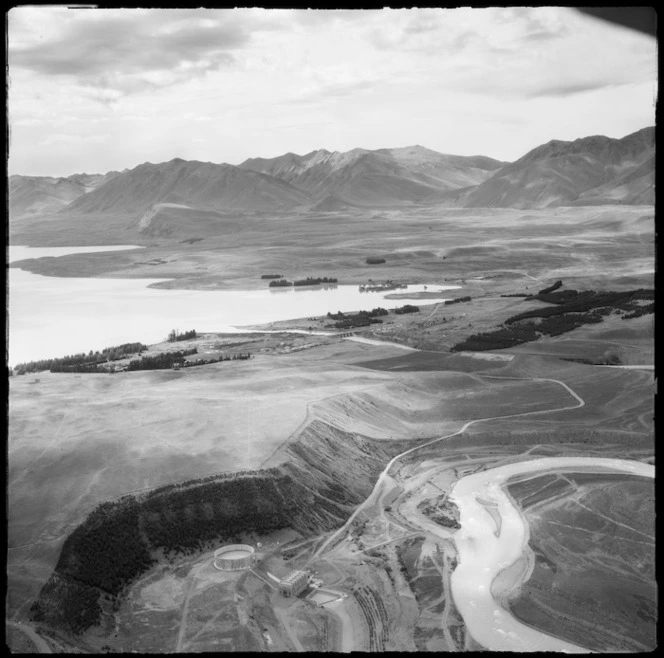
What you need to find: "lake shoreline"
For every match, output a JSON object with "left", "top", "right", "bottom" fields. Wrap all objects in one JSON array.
[
  {"left": 9, "top": 250, "right": 468, "bottom": 295},
  {"left": 8, "top": 245, "right": 460, "bottom": 365}
]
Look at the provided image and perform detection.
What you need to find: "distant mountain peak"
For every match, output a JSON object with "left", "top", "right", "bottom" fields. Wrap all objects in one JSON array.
[
  {"left": 239, "top": 144, "right": 506, "bottom": 207},
  {"left": 463, "top": 126, "right": 654, "bottom": 209},
  {"left": 10, "top": 127, "right": 653, "bottom": 221},
  {"left": 61, "top": 158, "right": 311, "bottom": 216}
]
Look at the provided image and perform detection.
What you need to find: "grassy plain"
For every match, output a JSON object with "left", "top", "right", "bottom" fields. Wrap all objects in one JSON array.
[
  {"left": 7, "top": 342, "right": 397, "bottom": 613},
  {"left": 8, "top": 338, "right": 584, "bottom": 620},
  {"left": 10, "top": 205, "right": 653, "bottom": 295}
]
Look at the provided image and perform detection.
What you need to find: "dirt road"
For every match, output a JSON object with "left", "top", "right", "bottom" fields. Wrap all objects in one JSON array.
[
  {"left": 6, "top": 621, "right": 53, "bottom": 654},
  {"left": 312, "top": 374, "right": 585, "bottom": 560}
]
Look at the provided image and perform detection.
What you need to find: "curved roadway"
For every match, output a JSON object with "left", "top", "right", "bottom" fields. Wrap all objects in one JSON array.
[
  {"left": 307, "top": 363, "right": 605, "bottom": 652},
  {"left": 312, "top": 347, "right": 653, "bottom": 651},
  {"left": 6, "top": 621, "right": 53, "bottom": 654},
  {"left": 312, "top": 374, "right": 585, "bottom": 560}
]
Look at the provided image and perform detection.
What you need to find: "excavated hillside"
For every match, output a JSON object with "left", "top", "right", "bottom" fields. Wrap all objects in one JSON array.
[
  {"left": 29, "top": 415, "right": 422, "bottom": 637},
  {"left": 31, "top": 362, "right": 538, "bottom": 636}
]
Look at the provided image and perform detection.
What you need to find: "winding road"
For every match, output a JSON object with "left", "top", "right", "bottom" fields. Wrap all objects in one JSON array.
[
  {"left": 311, "top": 341, "right": 653, "bottom": 652},
  {"left": 312, "top": 374, "right": 585, "bottom": 560},
  {"left": 307, "top": 366, "right": 615, "bottom": 652},
  {"left": 6, "top": 621, "right": 53, "bottom": 654}
]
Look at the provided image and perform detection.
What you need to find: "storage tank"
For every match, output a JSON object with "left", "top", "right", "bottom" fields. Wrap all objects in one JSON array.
[{"left": 213, "top": 544, "right": 255, "bottom": 571}]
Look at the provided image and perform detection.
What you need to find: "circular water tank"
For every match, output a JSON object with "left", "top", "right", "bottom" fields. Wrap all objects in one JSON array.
[{"left": 213, "top": 544, "right": 255, "bottom": 571}]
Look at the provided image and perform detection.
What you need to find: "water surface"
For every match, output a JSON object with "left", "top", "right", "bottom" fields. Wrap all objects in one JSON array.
[
  {"left": 8, "top": 245, "right": 460, "bottom": 365},
  {"left": 450, "top": 456, "right": 654, "bottom": 652}
]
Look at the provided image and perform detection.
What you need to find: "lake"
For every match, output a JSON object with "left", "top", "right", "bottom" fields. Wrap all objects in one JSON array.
[{"left": 8, "top": 245, "right": 461, "bottom": 366}]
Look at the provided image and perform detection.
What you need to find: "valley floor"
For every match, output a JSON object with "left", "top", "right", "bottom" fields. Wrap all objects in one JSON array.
[{"left": 6, "top": 203, "right": 654, "bottom": 652}]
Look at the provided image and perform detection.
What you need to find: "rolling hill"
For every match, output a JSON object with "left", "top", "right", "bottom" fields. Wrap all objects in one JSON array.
[{"left": 459, "top": 127, "right": 655, "bottom": 209}]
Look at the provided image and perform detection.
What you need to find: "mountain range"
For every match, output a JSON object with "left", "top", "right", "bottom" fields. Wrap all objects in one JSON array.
[
  {"left": 8, "top": 170, "right": 123, "bottom": 218},
  {"left": 9, "top": 127, "right": 654, "bottom": 224}
]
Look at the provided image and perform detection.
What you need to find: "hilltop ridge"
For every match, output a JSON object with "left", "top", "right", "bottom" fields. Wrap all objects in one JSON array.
[{"left": 459, "top": 127, "right": 655, "bottom": 208}]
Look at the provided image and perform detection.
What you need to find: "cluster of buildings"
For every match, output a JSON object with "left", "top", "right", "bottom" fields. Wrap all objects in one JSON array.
[
  {"left": 278, "top": 570, "right": 310, "bottom": 598},
  {"left": 212, "top": 543, "right": 320, "bottom": 601},
  {"left": 358, "top": 280, "right": 407, "bottom": 292}
]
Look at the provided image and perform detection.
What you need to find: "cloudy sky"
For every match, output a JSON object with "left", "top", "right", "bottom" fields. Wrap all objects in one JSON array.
[{"left": 8, "top": 6, "right": 657, "bottom": 177}]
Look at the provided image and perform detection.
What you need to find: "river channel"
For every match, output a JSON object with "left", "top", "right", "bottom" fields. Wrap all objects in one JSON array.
[
  {"left": 449, "top": 456, "right": 655, "bottom": 653},
  {"left": 8, "top": 245, "right": 460, "bottom": 365}
]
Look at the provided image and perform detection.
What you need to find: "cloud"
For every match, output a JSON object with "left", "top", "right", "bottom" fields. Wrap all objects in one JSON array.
[
  {"left": 444, "top": 66, "right": 641, "bottom": 102},
  {"left": 367, "top": 7, "right": 572, "bottom": 56},
  {"left": 289, "top": 9, "right": 373, "bottom": 28},
  {"left": 8, "top": 8, "right": 251, "bottom": 95},
  {"left": 497, "top": 7, "right": 569, "bottom": 41},
  {"left": 40, "top": 133, "right": 109, "bottom": 147},
  {"left": 283, "top": 75, "right": 381, "bottom": 108},
  {"left": 528, "top": 81, "right": 620, "bottom": 99}
]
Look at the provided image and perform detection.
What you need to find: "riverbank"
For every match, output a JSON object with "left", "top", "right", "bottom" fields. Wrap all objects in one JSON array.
[{"left": 449, "top": 457, "right": 654, "bottom": 653}]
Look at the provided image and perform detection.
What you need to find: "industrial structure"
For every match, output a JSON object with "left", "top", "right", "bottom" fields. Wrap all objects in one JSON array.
[
  {"left": 213, "top": 544, "right": 255, "bottom": 571},
  {"left": 278, "top": 570, "right": 309, "bottom": 597}
]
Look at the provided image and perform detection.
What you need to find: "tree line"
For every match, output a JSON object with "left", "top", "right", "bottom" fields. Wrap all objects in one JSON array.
[
  {"left": 622, "top": 302, "right": 654, "bottom": 319},
  {"left": 30, "top": 468, "right": 330, "bottom": 635},
  {"left": 30, "top": 498, "right": 155, "bottom": 635},
  {"left": 268, "top": 276, "right": 338, "bottom": 287},
  {"left": 505, "top": 288, "right": 653, "bottom": 324},
  {"left": 324, "top": 304, "right": 419, "bottom": 328},
  {"left": 444, "top": 296, "right": 472, "bottom": 305},
  {"left": 326, "top": 307, "right": 388, "bottom": 329},
  {"left": 126, "top": 348, "right": 198, "bottom": 370},
  {"left": 168, "top": 329, "right": 197, "bottom": 342},
  {"left": 294, "top": 277, "right": 337, "bottom": 286},
  {"left": 451, "top": 288, "right": 654, "bottom": 352},
  {"left": 12, "top": 342, "right": 148, "bottom": 375},
  {"left": 125, "top": 349, "right": 251, "bottom": 371},
  {"left": 394, "top": 304, "right": 420, "bottom": 315},
  {"left": 537, "top": 280, "right": 563, "bottom": 295}
]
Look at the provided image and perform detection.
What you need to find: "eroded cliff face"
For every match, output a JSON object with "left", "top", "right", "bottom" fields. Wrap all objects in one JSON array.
[
  {"left": 30, "top": 420, "right": 414, "bottom": 636},
  {"left": 285, "top": 420, "right": 398, "bottom": 498}
]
